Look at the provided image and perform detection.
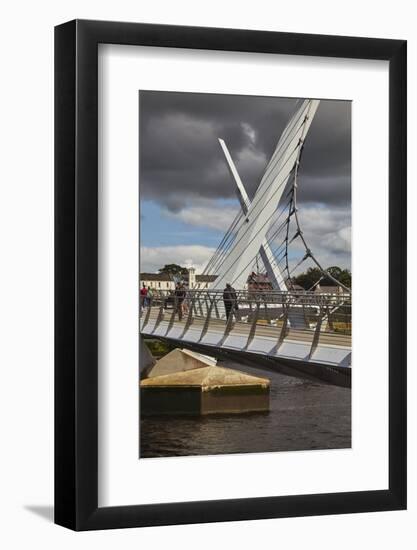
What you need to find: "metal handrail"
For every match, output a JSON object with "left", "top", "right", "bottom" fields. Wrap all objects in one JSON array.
[
  {"left": 140, "top": 288, "right": 351, "bottom": 343},
  {"left": 143, "top": 288, "right": 351, "bottom": 308},
  {"left": 140, "top": 289, "right": 352, "bottom": 360}
]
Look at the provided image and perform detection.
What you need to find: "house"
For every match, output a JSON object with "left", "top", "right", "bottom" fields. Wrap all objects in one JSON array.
[
  {"left": 314, "top": 282, "right": 345, "bottom": 295},
  {"left": 141, "top": 268, "right": 308, "bottom": 292},
  {"left": 247, "top": 272, "right": 273, "bottom": 291},
  {"left": 287, "top": 282, "right": 305, "bottom": 292},
  {"left": 140, "top": 268, "right": 217, "bottom": 291},
  {"left": 194, "top": 274, "right": 217, "bottom": 289},
  {"left": 140, "top": 272, "right": 176, "bottom": 291}
]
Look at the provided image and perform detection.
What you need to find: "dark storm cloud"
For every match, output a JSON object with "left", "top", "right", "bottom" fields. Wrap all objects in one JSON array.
[{"left": 139, "top": 91, "right": 351, "bottom": 210}]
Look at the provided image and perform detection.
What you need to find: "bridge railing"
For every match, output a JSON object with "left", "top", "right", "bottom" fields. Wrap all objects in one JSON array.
[{"left": 140, "top": 288, "right": 351, "bottom": 342}]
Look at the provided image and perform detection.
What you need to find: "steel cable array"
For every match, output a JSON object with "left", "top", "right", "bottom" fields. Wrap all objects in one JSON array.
[{"left": 203, "top": 99, "right": 351, "bottom": 294}]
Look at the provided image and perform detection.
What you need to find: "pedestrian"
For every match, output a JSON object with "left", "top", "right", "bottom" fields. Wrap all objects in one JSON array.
[
  {"left": 223, "top": 283, "right": 238, "bottom": 321},
  {"left": 140, "top": 283, "right": 148, "bottom": 309},
  {"left": 175, "top": 283, "right": 186, "bottom": 320},
  {"left": 146, "top": 286, "right": 153, "bottom": 307},
  {"left": 182, "top": 287, "right": 189, "bottom": 315}
]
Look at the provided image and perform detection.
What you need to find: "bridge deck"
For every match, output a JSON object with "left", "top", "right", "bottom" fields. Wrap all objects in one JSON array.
[{"left": 141, "top": 307, "right": 351, "bottom": 371}]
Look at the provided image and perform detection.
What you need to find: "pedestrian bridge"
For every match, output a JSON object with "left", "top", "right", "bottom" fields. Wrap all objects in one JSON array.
[
  {"left": 140, "top": 100, "right": 353, "bottom": 386},
  {"left": 140, "top": 289, "right": 351, "bottom": 387}
]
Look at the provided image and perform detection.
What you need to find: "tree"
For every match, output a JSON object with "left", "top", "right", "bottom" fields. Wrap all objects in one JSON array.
[
  {"left": 158, "top": 264, "right": 189, "bottom": 278},
  {"left": 336, "top": 268, "right": 351, "bottom": 289},
  {"left": 292, "top": 267, "right": 322, "bottom": 290},
  {"left": 292, "top": 266, "right": 351, "bottom": 290},
  {"left": 326, "top": 266, "right": 342, "bottom": 278}
]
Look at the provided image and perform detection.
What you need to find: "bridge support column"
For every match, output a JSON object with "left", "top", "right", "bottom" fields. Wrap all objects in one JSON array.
[
  {"left": 199, "top": 298, "right": 215, "bottom": 342},
  {"left": 165, "top": 298, "right": 179, "bottom": 335},
  {"left": 197, "top": 294, "right": 204, "bottom": 316},
  {"left": 180, "top": 296, "right": 196, "bottom": 338},
  {"left": 153, "top": 303, "right": 165, "bottom": 332},
  {"left": 274, "top": 304, "right": 289, "bottom": 352},
  {"left": 309, "top": 307, "right": 324, "bottom": 359},
  {"left": 326, "top": 306, "right": 334, "bottom": 331},
  {"left": 142, "top": 296, "right": 153, "bottom": 328},
  {"left": 245, "top": 302, "right": 261, "bottom": 349},
  {"left": 220, "top": 304, "right": 236, "bottom": 345}
]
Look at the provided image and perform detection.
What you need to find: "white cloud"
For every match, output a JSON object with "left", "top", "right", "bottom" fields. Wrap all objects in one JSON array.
[
  {"left": 269, "top": 204, "right": 351, "bottom": 273},
  {"left": 234, "top": 145, "right": 267, "bottom": 184},
  {"left": 140, "top": 245, "right": 215, "bottom": 274},
  {"left": 241, "top": 122, "right": 257, "bottom": 144},
  {"left": 142, "top": 203, "right": 351, "bottom": 280},
  {"left": 296, "top": 205, "right": 351, "bottom": 260},
  {"left": 163, "top": 200, "right": 239, "bottom": 232},
  {"left": 323, "top": 225, "right": 351, "bottom": 254}
]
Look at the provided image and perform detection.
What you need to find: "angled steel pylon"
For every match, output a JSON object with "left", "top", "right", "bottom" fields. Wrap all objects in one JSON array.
[
  {"left": 218, "top": 138, "right": 287, "bottom": 291},
  {"left": 210, "top": 99, "right": 320, "bottom": 290}
]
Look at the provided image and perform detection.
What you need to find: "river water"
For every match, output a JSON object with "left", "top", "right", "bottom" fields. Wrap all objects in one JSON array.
[{"left": 140, "top": 360, "right": 351, "bottom": 458}]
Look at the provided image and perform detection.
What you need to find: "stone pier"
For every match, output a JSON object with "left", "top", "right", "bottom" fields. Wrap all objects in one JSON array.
[{"left": 140, "top": 347, "right": 270, "bottom": 416}]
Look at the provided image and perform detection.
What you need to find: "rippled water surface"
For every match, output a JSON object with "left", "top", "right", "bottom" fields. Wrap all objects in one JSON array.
[{"left": 140, "top": 361, "right": 351, "bottom": 458}]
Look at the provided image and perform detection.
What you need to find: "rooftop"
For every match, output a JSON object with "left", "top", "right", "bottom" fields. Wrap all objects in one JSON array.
[
  {"left": 140, "top": 272, "right": 173, "bottom": 282},
  {"left": 140, "top": 272, "right": 218, "bottom": 283},
  {"left": 196, "top": 274, "right": 217, "bottom": 282}
]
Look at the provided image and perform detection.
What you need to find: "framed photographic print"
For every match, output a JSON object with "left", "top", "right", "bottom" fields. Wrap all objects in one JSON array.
[{"left": 55, "top": 19, "right": 406, "bottom": 530}]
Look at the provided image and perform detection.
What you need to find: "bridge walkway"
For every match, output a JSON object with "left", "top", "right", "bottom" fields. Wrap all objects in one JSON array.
[{"left": 142, "top": 308, "right": 351, "bottom": 348}]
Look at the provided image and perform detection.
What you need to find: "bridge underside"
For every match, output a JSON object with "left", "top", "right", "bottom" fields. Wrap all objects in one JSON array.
[
  {"left": 144, "top": 336, "right": 351, "bottom": 388},
  {"left": 141, "top": 308, "right": 351, "bottom": 388}
]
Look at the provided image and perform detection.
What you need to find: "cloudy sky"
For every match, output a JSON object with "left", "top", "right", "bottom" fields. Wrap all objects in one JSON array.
[{"left": 139, "top": 91, "right": 351, "bottom": 274}]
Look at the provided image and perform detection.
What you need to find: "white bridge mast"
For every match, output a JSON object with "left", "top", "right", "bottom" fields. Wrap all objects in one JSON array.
[
  {"left": 210, "top": 99, "right": 320, "bottom": 290},
  {"left": 218, "top": 138, "right": 287, "bottom": 291}
]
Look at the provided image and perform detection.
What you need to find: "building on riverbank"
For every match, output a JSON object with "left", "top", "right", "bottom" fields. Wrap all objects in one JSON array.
[{"left": 140, "top": 268, "right": 217, "bottom": 290}]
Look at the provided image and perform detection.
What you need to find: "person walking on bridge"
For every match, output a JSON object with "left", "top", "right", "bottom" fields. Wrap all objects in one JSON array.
[
  {"left": 223, "top": 283, "right": 238, "bottom": 321},
  {"left": 140, "top": 283, "right": 148, "bottom": 309},
  {"left": 175, "top": 282, "right": 186, "bottom": 321},
  {"left": 146, "top": 286, "right": 153, "bottom": 307}
]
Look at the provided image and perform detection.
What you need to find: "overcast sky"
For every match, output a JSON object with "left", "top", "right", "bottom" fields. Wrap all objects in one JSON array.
[{"left": 140, "top": 91, "right": 351, "bottom": 274}]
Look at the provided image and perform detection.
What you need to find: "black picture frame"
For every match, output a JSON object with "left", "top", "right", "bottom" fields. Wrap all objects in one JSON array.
[{"left": 55, "top": 19, "right": 407, "bottom": 531}]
